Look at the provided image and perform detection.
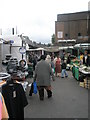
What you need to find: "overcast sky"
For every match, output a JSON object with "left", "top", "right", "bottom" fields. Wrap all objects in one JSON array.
[{"left": 0, "top": 0, "right": 89, "bottom": 43}]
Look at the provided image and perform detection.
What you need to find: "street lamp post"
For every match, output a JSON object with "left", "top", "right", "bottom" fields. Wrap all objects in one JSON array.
[
  {"left": 22, "top": 39, "right": 24, "bottom": 59},
  {"left": 19, "top": 34, "right": 26, "bottom": 60},
  {"left": 87, "top": 12, "right": 90, "bottom": 42}
]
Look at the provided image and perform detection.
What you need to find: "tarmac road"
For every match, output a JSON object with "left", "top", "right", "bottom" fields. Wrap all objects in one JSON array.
[{"left": 24, "top": 71, "right": 88, "bottom": 119}]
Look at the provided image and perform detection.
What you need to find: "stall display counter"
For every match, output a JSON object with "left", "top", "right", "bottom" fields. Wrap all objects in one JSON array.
[{"left": 79, "top": 66, "right": 90, "bottom": 89}]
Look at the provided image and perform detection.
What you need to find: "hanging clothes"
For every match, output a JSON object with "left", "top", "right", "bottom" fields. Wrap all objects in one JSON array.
[
  {"left": 0, "top": 94, "right": 2, "bottom": 120},
  {"left": 0, "top": 92, "right": 9, "bottom": 120},
  {"left": 2, "top": 80, "right": 28, "bottom": 119}
]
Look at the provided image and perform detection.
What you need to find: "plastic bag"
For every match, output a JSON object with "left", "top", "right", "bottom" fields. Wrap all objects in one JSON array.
[
  {"left": 52, "top": 68, "right": 55, "bottom": 73},
  {"left": 33, "top": 82, "right": 37, "bottom": 94}
]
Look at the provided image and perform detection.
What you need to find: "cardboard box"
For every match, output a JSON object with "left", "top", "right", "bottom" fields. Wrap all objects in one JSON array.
[{"left": 79, "top": 82, "right": 85, "bottom": 88}]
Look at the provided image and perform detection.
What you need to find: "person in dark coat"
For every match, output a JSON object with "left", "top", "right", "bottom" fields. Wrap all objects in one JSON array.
[
  {"left": 61, "top": 60, "right": 68, "bottom": 78},
  {"left": 83, "top": 50, "right": 89, "bottom": 66},
  {"left": 67, "top": 54, "right": 71, "bottom": 64},
  {"left": 34, "top": 55, "right": 55, "bottom": 100}
]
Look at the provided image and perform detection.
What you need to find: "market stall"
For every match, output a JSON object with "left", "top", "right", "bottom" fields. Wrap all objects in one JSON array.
[
  {"left": 72, "top": 63, "right": 90, "bottom": 89},
  {"left": 72, "top": 64, "right": 79, "bottom": 81},
  {"left": 79, "top": 65, "right": 90, "bottom": 89}
]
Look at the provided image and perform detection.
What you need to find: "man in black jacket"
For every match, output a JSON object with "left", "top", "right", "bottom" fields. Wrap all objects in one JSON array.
[
  {"left": 61, "top": 60, "right": 68, "bottom": 78},
  {"left": 83, "top": 50, "right": 89, "bottom": 66}
]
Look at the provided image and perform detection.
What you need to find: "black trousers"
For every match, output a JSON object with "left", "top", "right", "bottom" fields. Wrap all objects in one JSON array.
[
  {"left": 29, "top": 83, "right": 33, "bottom": 96},
  {"left": 38, "top": 86, "right": 52, "bottom": 100}
]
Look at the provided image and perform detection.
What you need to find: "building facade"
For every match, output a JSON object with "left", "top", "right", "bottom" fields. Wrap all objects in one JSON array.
[
  {"left": 55, "top": 11, "right": 90, "bottom": 45},
  {"left": 0, "top": 27, "right": 18, "bottom": 36}
]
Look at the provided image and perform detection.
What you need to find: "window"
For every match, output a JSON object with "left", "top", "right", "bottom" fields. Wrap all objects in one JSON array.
[
  {"left": 65, "top": 33, "right": 68, "bottom": 37},
  {"left": 78, "top": 33, "right": 81, "bottom": 36}
]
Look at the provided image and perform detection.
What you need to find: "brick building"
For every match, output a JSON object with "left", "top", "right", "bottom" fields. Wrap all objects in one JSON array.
[
  {"left": 55, "top": 11, "right": 90, "bottom": 45},
  {"left": 88, "top": 1, "right": 90, "bottom": 10}
]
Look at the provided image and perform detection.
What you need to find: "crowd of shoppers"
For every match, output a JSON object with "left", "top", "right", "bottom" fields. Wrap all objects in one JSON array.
[
  {"left": 27, "top": 51, "right": 70, "bottom": 100},
  {"left": 1, "top": 49, "right": 89, "bottom": 120},
  {"left": 78, "top": 50, "right": 90, "bottom": 66},
  {"left": 27, "top": 50, "right": 90, "bottom": 100}
]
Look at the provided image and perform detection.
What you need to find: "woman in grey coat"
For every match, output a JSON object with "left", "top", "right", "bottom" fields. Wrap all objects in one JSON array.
[{"left": 34, "top": 55, "right": 55, "bottom": 100}]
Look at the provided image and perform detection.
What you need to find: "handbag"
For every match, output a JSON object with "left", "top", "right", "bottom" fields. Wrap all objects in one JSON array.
[{"left": 33, "top": 81, "right": 37, "bottom": 94}]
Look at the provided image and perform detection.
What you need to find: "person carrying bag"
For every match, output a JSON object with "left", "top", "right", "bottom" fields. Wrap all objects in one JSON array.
[
  {"left": 29, "top": 81, "right": 37, "bottom": 96},
  {"left": 34, "top": 55, "right": 55, "bottom": 101}
]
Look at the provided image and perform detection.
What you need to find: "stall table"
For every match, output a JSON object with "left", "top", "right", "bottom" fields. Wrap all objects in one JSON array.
[{"left": 79, "top": 67, "right": 90, "bottom": 89}]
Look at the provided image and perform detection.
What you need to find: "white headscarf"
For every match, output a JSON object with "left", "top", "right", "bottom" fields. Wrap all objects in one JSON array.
[{"left": 45, "top": 55, "right": 51, "bottom": 65}]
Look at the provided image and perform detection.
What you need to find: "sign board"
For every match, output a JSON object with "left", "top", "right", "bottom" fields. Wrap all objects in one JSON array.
[
  {"left": 57, "top": 31, "right": 63, "bottom": 38},
  {"left": 19, "top": 47, "right": 26, "bottom": 54},
  {"left": 10, "top": 40, "right": 14, "bottom": 44}
]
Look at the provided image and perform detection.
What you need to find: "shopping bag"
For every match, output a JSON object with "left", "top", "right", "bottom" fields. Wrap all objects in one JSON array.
[{"left": 33, "top": 81, "right": 37, "bottom": 94}]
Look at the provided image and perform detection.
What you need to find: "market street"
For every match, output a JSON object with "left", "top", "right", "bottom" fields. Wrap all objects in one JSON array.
[{"left": 24, "top": 71, "right": 88, "bottom": 118}]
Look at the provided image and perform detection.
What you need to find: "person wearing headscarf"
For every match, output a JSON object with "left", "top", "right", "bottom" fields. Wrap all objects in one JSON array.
[{"left": 45, "top": 55, "right": 51, "bottom": 66}]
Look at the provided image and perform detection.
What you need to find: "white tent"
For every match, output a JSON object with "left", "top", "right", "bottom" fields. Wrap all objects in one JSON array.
[
  {"left": 59, "top": 46, "right": 73, "bottom": 50},
  {"left": 58, "top": 39, "right": 76, "bottom": 43},
  {"left": 27, "top": 47, "right": 45, "bottom": 51},
  {"left": 74, "top": 43, "right": 90, "bottom": 48}
]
